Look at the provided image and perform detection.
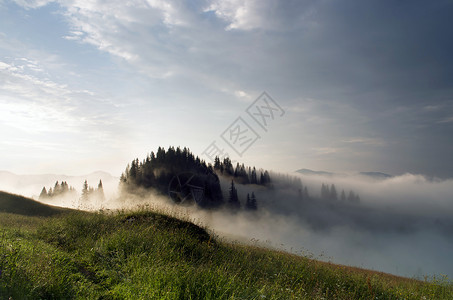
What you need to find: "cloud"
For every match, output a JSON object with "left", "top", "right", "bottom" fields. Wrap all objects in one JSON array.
[
  {"left": 11, "top": 0, "right": 53, "bottom": 9},
  {"left": 342, "top": 137, "right": 385, "bottom": 146},
  {"left": 3, "top": 0, "right": 453, "bottom": 178},
  {"left": 205, "top": 0, "right": 318, "bottom": 31},
  {"left": 438, "top": 116, "right": 453, "bottom": 124}
]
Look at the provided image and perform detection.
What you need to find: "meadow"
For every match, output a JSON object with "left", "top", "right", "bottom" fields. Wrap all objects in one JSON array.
[{"left": 0, "top": 191, "right": 452, "bottom": 299}]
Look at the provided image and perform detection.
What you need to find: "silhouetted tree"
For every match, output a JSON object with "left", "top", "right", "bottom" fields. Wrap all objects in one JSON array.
[
  {"left": 39, "top": 187, "right": 48, "bottom": 200},
  {"left": 246, "top": 192, "right": 257, "bottom": 210},
  {"left": 228, "top": 180, "right": 240, "bottom": 210},
  {"left": 81, "top": 180, "right": 89, "bottom": 202},
  {"left": 330, "top": 184, "right": 338, "bottom": 200},
  {"left": 97, "top": 180, "right": 105, "bottom": 202},
  {"left": 347, "top": 190, "right": 360, "bottom": 203},
  {"left": 251, "top": 167, "right": 258, "bottom": 184}
]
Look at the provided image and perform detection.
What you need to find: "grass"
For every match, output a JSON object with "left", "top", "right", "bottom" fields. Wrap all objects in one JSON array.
[
  {"left": 0, "top": 190, "right": 71, "bottom": 217},
  {"left": 0, "top": 192, "right": 452, "bottom": 299}
]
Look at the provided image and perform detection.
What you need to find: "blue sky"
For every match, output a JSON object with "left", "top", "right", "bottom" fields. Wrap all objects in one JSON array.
[{"left": 1, "top": 0, "right": 453, "bottom": 177}]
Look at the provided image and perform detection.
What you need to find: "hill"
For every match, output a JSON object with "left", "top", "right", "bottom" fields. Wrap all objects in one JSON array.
[
  {"left": 0, "top": 190, "right": 71, "bottom": 216},
  {"left": 296, "top": 168, "right": 336, "bottom": 176},
  {"left": 359, "top": 171, "right": 393, "bottom": 179},
  {"left": 296, "top": 168, "right": 393, "bottom": 179},
  {"left": 0, "top": 207, "right": 451, "bottom": 299}
]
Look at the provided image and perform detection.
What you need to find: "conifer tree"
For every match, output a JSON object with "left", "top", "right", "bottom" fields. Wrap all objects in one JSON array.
[
  {"left": 39, "top": 187, "right": 48, "bottom": 200},
  {"left": 97, "top": 179, "right": 105, "bottom": 202},
  {"left": 81, "top": 180, "right": 89, "bottom": 202},
  {"left": 250, "top": 192, "right": 257, "bottom": 210},
  {"left": 330, "top": 184, "right": 338, "bottom": 200},
  {"left": 228, "top": 180, "right": 240, "bottom": 209}
]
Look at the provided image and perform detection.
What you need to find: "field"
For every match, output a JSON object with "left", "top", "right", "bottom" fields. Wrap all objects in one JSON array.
[{"left": 0, "top": 191, "right": 452, "bottom": 299}]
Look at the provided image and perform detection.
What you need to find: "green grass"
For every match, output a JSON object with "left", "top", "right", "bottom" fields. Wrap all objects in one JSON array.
[{"left": 0, "top": 192, "right": 452, "bottom": 299}]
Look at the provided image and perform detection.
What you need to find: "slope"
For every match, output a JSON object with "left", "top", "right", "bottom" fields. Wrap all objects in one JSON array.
[{"left": 0, "top": 190, "right": 71, "bottom": 216}]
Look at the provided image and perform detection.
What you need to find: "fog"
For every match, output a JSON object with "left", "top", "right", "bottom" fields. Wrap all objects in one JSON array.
[
  {"left": 192, "top": 173, "right": 453, "bottom": 279},
  {"left": 1, "top": 169, "right": 452, "bottom": 279}
]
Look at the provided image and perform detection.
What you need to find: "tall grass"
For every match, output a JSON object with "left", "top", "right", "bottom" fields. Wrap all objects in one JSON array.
[{"left": 1, "top": 209, "right": 452, "bottom": 299}]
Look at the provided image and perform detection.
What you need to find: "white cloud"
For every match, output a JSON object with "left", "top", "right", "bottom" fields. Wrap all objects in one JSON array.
[
  {"left": 342, "top": 137, "right": 385, "bottom": 146},
  {"left": 0, "top": 56, "right": 128, "bottom": 149},
  {"left": 312, "top": 147, "right": 340, "bottom": 155},
  {"left": 438, "top": 116, "right": 453, "bottom": 124},
  {"left": 12, "top": 0, "right": 54, "bottom": 9},
  {"left": 205, "top": 0, "right": 265, "bottom": 30}
]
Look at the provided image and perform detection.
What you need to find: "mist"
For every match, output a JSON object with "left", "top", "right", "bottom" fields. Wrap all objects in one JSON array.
[
  {"left": 110, "top": 171, "right": 453, "bottom": 279},
  {"left": 1, "top": 169, "right": 452, "bottom": 279}
]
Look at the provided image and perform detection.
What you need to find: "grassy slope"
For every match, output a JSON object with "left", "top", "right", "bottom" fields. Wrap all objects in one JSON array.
[
  {"left": 0, "top": 190, "right": 71, "bottom": 217},
  {"left": 0, "top": 192, "right": 451, "bottom": 299}
]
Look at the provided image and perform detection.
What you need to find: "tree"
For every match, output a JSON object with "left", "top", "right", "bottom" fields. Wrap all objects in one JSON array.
[
  {"left": 214, "top": 156, "right": 221, "bottom": 170},
  {"left": 53, "top": 181, "right": 61, "bottom": 196},
  {"left": 330, "top": 184, "right": 337, "bottom": 201},
  {"left": 97, "top": 179, "right": 105, "bottom": 202},
  {"left": 39, "top": 187, "right": 48, "bottom": 200},
  {"left": 347, "top": 190, "right": 360, "bottom": 203},
  {"left": 246, "top": 193, "right": 251, "bottom": 209},
  {"left": 81, "top": 180, "right": 89, "bottom": 202},
  {"left": 246, "top": 192, "right": 257, "bottom": 210},
  {"left": 251, "top": 167, "right": 257, "bottom": 184},
  {"left": 228, "top": 180, "right": 240, "bottom": 210}
]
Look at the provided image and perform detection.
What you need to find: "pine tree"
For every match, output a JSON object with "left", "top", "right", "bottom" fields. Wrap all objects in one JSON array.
[
  {"left": 245, "top": 192, "right": 258, "bottom": 210},
  {"left": 97, "top": 179, "right": 105, "bottom": 202},
  {"left": 330, "top": 184, "right": 337, "bottom": 200},
  {"left": 214, "top": 156, "right": 221, "bottom": 170},
  {"left": 246, "top": 193, "right": 251, "bottom": 209},
  {"left": 81, "top": 180, "right": 89, "bottom": 202},
  {"left": 39, "top": 187, "right": 48, "bottom": 200},
  {"left": 228, "top": 180, "right": 240, "bottom": 209},
  {"left": 251, "top": 167, "right": 257, "bottom": 184},
  {"left": 250, "top": 192, "right": 257, "bottom": 210}
]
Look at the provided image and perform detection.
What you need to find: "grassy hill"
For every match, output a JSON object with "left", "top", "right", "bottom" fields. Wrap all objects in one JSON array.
[
  {"left": 0, "top": 199, "right": 451, "bottom": 299},
  {"left": 0, "top": 190, "right": 72, "bottom": 217}
]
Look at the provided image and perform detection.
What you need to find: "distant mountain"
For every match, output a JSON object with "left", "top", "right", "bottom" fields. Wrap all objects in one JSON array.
[
  {"left": 295, "top": 169, "right": 393, "bottom": 179},
  {"left": 295, "top": 169, "right": 336, "bottom": 176},
  {"left": 359, "top": 172, "right": 393, "bottom": 179}
]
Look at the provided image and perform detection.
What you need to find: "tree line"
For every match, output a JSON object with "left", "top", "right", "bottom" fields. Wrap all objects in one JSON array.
[
  {"left": 321, "top": 183, "right": 360, "bottom": 203},
  {"left": 39, "top": 180, "right": 105, "bottom": 204},
  {"left": 213, "top": 157, "right": 271, "bottom": 185}
]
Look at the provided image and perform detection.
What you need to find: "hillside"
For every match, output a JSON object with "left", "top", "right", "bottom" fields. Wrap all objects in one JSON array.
[
  {"left": 1, "top": 206, "right": 451, "bottom": 299},
  {"left": 0, "top": 190, "right": 71, "bottom": 216}
]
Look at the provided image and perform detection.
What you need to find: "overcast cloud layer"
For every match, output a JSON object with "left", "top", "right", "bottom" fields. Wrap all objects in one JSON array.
[{"left": 1, "top": 0, "right": 453, "bottom": 177}]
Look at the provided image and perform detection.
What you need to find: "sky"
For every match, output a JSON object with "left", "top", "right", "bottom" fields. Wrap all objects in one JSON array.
[{"left": 1, "top": 0, "right": 453, "bottom": 178}]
